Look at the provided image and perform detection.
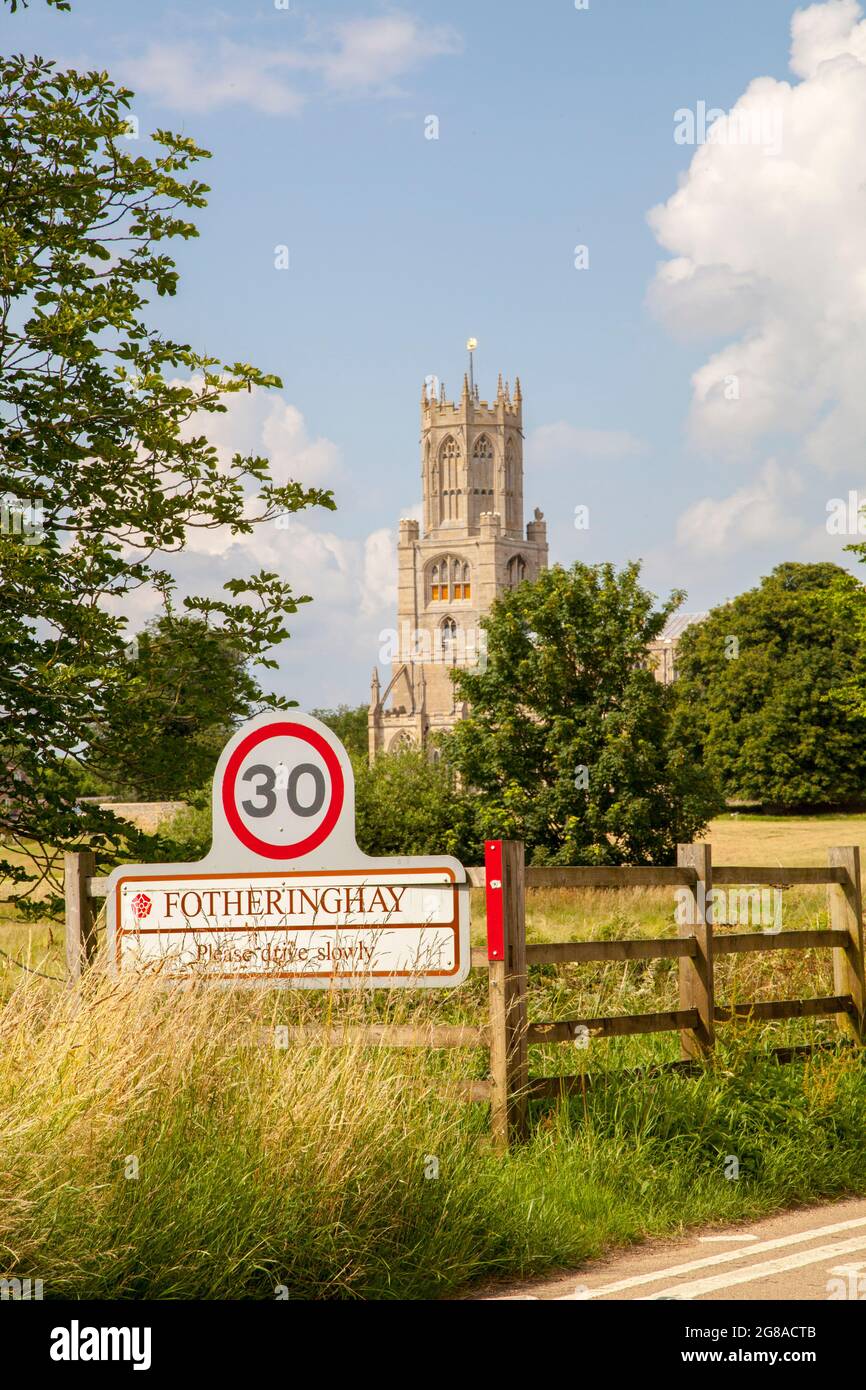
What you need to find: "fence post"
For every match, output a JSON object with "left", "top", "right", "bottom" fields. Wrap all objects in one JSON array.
[
  {"left": 677, "top": 842, "right": 714, "bottom": 1059},
  {"left": 64, "top": 850, "right": 97, "bottom": 984},
  {"left": 828, "top": 846, "right": 864, "bottom": 1043},
  {"left": 485, "top": 840, "right": 528, "bottom": 1151}
]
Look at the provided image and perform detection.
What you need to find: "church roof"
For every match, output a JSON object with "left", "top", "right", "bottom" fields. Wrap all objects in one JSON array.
[{"left": 655, "top": 611, "right": 710, "bottom": 643}]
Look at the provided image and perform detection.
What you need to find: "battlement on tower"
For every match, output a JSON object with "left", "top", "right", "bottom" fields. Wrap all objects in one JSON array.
[{"left": 421, "top": 373, "right": 523, "bottom": 424}]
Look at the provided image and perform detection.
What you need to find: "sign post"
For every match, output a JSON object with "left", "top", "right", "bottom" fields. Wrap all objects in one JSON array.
[
  {"left": 484, "top": 839, "right": 528, "bottom": 1149},
  {"left": 106, "top": 712, "right": 470, "bottom": 989}
]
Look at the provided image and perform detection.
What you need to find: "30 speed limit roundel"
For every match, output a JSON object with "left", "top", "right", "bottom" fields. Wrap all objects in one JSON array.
[{"left": 221, "top": 721, "right": 344, "bottom": 859}]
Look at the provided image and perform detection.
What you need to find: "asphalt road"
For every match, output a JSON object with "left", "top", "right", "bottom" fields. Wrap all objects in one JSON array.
[{"left": 476, "top": 1196, "right": 866, "bottom": 1301}]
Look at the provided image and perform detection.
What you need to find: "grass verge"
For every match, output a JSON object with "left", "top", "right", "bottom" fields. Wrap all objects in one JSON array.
[{"left": 2, "top": 969, "right": 866, "bottom": 1300}]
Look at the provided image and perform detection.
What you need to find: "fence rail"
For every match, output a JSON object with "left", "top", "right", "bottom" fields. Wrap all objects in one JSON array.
[
  {"left": 66, "top": 838, "right": 866, "bottom": 1152},
  {"left": 477, "top": 839, "right": 865, "bottom": 1148}
]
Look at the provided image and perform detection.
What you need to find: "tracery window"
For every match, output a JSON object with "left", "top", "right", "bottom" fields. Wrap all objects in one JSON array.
[
  {"left": 439, "top": 436, "right": 460, "bottom": 520},
  {"left": 453, "top": 560, "right": 471, "bottom": 601},
  {"left": 429, "top": 557, "right": 471, "bottom": 602},
  {"left": 471, "top": 433, "right": 494, "bottom": 499}
]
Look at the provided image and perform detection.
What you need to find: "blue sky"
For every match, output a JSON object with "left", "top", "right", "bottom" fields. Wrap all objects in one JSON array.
[{"left": 6, "top": 0, "right": 866, "bottom": 706}]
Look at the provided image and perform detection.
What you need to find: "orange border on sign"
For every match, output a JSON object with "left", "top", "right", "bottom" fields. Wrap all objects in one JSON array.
[{"left": 113, "top": 866, "right": 462, "bottom": 980}]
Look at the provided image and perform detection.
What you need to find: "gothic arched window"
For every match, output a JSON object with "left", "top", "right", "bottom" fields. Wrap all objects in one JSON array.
[
  {"left": 429, "top": 557, "right": 470, "bottom": 603},
  {"left": 439, "top": 436, "right": 461, "bottom": 521},
  {"left": 453, "top": 560, "right": 471, "bottom": 601},
  {"left": 507, "top": 555, "right": 526, "bottom": 589},
  {"left": 472, "top": 433, "right": 494, "bottom": 496},
  {"left": 441, "top": 437, "right": 460, "bottom": 457},
  {"left": 441, "top": 616, "right": 458, "bottom": 658},
  {"left": 439, "top": 436, "right": 461, "bottom": 519}
]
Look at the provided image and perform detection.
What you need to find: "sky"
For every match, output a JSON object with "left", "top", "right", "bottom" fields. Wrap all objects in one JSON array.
[{"left": 5, "top": 0, "right": 866, "bottom": 708}]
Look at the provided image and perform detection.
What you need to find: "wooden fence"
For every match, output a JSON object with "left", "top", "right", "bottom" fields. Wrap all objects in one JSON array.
[{"left": 65, "top": 840, "right": 865, "bottom": 1152}]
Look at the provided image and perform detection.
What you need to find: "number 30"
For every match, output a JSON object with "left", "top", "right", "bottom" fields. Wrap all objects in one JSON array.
[{"left": 240, "top": 763, "right": 326, "bottom": 819}]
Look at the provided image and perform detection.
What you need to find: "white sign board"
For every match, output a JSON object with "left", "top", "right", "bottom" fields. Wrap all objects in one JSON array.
[{"left": 106, "top": 712, "right": 470, "bottom": 988}]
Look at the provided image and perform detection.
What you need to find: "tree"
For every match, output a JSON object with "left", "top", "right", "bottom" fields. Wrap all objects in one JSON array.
[
  {"left": 312, "top": 705, "right": 370, "bottom": 762},
  {"left": 89, "top": 616, "right": 262, "bottom": 800},
  {"left": 671, "top": 562, "right": 866, "bottom": 810},
  {"left": 447, "top": 561, "right": 719, "bottom": 865},
  {"left": 833, "top": 539, "right": 866, "bottom": 723},
  {"left": 0, "top": 19, "right": 334, "bottom": 912},
  {"left": 354, "top": 748, "right": 481, "bottom": 863}
]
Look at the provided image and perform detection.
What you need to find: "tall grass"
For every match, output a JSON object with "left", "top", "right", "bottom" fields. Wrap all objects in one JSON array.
[
  {"left": 3, "top": 965, "right": 866, "bottom": 1300},
  {"left": 0, "top": 971, "right": 502, "bottom": 1299},
  {"left": 2, "top": 835, "right": 865, "bottom": 1297}
]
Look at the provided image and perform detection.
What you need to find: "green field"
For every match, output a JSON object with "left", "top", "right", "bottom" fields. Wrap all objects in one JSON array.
[
  {"left": 2, "top": 815, "right": 866, "bottom": 1299},
  {"left": 702, "top": 812, "right": 866, "bottom": 868}
]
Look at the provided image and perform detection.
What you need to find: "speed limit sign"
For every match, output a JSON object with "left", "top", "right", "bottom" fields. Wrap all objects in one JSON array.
[
  {"left": 106, "top": 709, "right": 470, "bottom": 989},
  {"left": 221, "top": 720, "right": 344, "bottom": 860}
]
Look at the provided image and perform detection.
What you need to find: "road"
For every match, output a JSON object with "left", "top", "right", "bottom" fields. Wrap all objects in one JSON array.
[{"left": 475, "top": 1196, "right": 866, "bottom": 1301}]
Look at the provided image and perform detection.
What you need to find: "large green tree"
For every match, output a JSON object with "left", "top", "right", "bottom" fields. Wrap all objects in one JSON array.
[
  {"left": 671, "top": 562, "right": 866, "bottom": 810},
  {"left": 354, "top": 747, "right": 480, "bottom": 863},
  {"left": 89, "top": 615, "right": 262, "bottom": 801},
  {"left": 0, "top": 12, "right": 333, "bottom": 911},
  {"left": 447, "top": 561, "right": 719, "bottom": 864}
]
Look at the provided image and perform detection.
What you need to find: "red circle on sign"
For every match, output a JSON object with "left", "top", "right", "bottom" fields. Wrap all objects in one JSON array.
[{"left": 222, "top": 722, "right": 344, "bottom": 860}]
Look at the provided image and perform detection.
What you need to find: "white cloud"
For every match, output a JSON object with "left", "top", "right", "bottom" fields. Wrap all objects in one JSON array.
[
  {"left": 790, "top": 0, "right": 866, "bottom": 76},
  {"left": 528, "top": 421, "right": 649, "bottom": 466},
  {"left": 166, "top": 384, "right": 342, "bottom": 560},
  {"left": 122, "top": 12, "right": 462, "bottom": 116},
  {"left": 320, "top": 14, "right": 462, "bottom": 93},
  {"left": 360, "top": 527, "right": 398, "bottom": 618},
  {"left": 241, "top": 390, "right": 340, "bottom": 490},
  {"left": 675, "top": 460, "right": 804, "bottom": 557},
  {"left": 101, "top": 382, "right": 396, "bottom": 705},
  {"left": 648, "top": 0, "right": 866, "bottom": 474},
  {"left": 121, "top": 40, "right": 306, "bottom": 117}
]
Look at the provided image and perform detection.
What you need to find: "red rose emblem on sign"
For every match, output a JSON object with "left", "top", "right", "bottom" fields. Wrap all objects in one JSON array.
[{"left": 131, "top": 892, "right": 152, "bottom": 921}]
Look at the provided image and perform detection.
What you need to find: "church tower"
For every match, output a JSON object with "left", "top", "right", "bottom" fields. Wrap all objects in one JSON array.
[{"left": 368, "top": 364, "right": 548, "bottom": 759}]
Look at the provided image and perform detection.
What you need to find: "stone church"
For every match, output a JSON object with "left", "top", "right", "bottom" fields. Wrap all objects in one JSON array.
[{"left": 368, "top": 370, "right": 548, "bottom": 759}]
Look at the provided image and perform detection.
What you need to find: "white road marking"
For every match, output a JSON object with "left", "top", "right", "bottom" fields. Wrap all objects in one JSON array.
[
  {"left": 554, "top": 1213, "right": 866, "bottom": 1300},
  {"left": 643, "top": 1232, "right": 866, "bottom": 1300}
]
